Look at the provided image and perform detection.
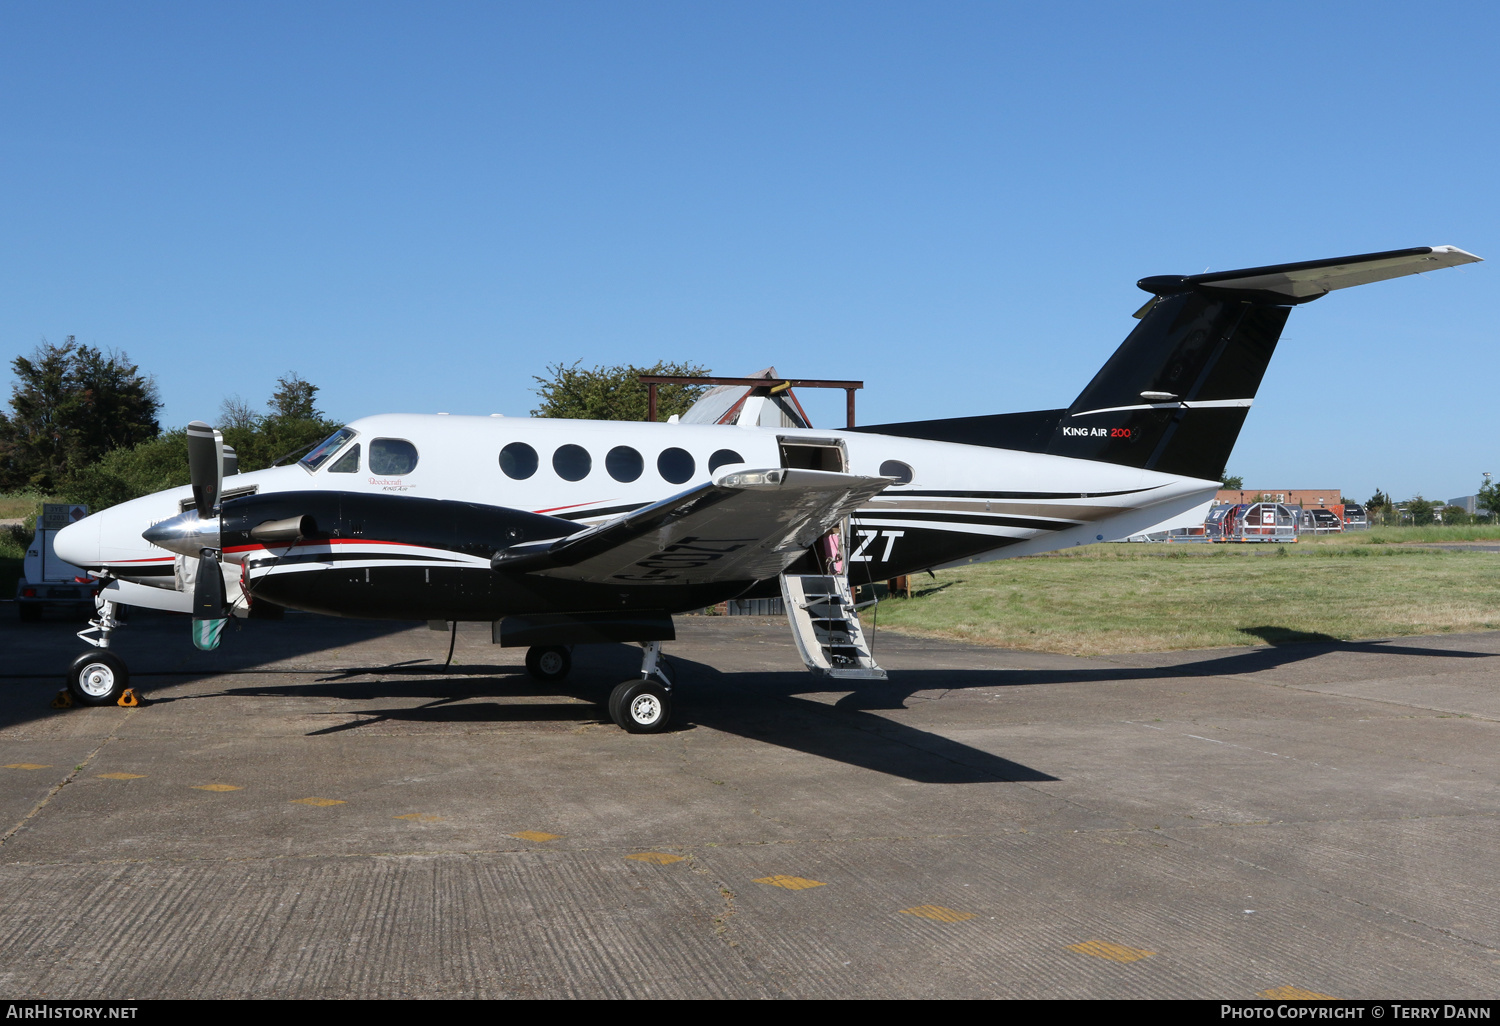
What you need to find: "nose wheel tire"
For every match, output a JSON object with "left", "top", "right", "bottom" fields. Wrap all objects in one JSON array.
[
  {"left": 67, "top": 651, "right": 130, "bottom": 707},
  {"left": 609, "top": 680, "right": 672, "bottom": 733},
  {"left": 525, "top": 645, "right": 572, "bottom": 682}
]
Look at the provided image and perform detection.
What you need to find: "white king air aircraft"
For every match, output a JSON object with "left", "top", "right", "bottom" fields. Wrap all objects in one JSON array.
[{"left": 54, "top": 246, "right": 1480, "bottom": 731}]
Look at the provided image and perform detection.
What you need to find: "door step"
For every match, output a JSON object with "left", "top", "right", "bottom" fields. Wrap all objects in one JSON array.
[{"left": 779, "top": 574, "right": 887, "bottom": 680}]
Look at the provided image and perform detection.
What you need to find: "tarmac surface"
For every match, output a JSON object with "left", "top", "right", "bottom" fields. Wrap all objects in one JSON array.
[{"left": 1, "top": 606, "right": 1497, "bottom": 999}]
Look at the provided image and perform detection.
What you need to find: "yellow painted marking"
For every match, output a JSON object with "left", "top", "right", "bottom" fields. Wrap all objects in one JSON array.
[
  {"left": 900, "top": 905, "right": 976, "bottom": 923},
  {"left": 753, "top": 875, "right": 826, "bottom": 891},
  {"left": 290, "top": 797, "right": 346, "bottom": 807},
  {"left": 4, "top": 764, "right": 51, "bottom": 771},
  {"left": 1066, "top": 940, "right": 1155, "bottom": 963},
  {"left": 97, "top": 773, "right": 146, "bottom": 780},
  {"left": 511, "top": 830, "right": 562, "bottom": 843},
  {"left": 393, "top": 814, "right": 443, "bottom": 822},
  {"left": 1259, "top": 986, "right": 1335, "bottom": 1000},
  {"left": 192, "top": 784, "right": 241, "bottom": 792},
  {"left": 627, "top": 852, "right": 684, "bottom": 865}
]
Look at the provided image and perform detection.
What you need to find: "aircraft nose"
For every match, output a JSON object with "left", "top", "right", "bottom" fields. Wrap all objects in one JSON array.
[{"left": 53, "top": 515, "right": 102, "bottom": 569}]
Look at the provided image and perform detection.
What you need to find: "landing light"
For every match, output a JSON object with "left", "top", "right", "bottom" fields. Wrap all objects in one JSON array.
[{"left": 719, "top": 469, "right": 783, "bottom": 488}]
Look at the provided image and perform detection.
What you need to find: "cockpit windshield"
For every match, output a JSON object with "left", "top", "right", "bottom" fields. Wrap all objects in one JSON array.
[{"left": 300, "top": 427, "right": 357, "bottom": 472}]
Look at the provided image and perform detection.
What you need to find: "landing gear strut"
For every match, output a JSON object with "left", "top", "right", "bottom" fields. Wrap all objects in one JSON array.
[
  {"left": 68, "top": 591, "right": 131, "bottom": 705},
  {"left": 609, "top": 641, "right": 673, "bottom": 733}
]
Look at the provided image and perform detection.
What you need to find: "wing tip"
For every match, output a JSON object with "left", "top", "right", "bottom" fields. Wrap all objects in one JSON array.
[{"left": 1429, "top": 245, "right": 1483, "bottom": 264}]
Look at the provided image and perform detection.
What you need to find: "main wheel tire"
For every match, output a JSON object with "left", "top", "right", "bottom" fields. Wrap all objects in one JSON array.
[
  {"left": 607, "top": 680, "right": 631, "bottom": 725},
  {"left": 67, "top": 651, "right": 129, "bottom": 706},
  {"left": 525, "top": 645, "right": 571, "bottom": 682},
  {"left": 610, "top": 680, "right": 672, "bottom": 734}
]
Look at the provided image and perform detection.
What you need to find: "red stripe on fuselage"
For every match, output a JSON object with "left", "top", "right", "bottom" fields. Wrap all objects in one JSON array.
[
  {"left": 223, "top": 538, "right": 431, "bottom": 555},
  {"left": 532, "top": 501, "right": 602, "bottom": 514}
]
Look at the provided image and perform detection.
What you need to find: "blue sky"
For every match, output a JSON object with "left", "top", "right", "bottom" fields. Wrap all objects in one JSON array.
[{"left": 2, "top": 2, "right": 1495, "bottom": 502}]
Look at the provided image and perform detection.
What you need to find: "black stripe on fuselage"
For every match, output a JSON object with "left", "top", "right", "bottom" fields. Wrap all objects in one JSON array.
[
  {"left": 880, "top": 487, "right": 1157, "bottom": 500},
  {"left": 854, "top": 510, "right": 1075, "bottom": 532},
  {"left": 102, "top": 563, "right": 175, "bottom": 577}
]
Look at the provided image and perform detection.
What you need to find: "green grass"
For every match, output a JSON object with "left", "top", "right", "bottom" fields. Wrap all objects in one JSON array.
[
  {"left": 872, "top": 542, "right": 1500, "bottom": 655},
  {"left": 1304, "top": 524, "right": 1500, "bottom": 545},
  {"left": 0, "top": 490, "right": 57, "bottom": 524}
]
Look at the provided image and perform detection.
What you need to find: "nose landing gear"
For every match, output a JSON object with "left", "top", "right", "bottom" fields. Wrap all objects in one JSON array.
[
  {"left": 67, "top": 593, "right": 132, "bottom": 706},
  {"left": 66, "top": 651, "right": 130, "bottom": 706}
]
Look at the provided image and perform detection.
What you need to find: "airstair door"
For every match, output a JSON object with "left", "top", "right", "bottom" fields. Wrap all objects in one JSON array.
[{"left": 778, "top": 574, "right": 887, "bottom": 680}]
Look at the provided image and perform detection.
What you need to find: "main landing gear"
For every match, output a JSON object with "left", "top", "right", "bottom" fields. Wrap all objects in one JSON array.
[
  {"left": 523, "top": 641, "right": 673, "bottom": 732},
  {"left": 67, "top": 594, "right": 131, "bottom": 706},
  {"left": 524, "top": 645, "right": 572, "bottom": 683},
  {"left": 608, "top": 641, "right": 673, "bottom": 734}
]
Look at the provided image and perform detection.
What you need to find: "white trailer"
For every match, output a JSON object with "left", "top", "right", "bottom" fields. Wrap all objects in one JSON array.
[{"left": 16, "top": 503, "right": 95, "bottom": 621}]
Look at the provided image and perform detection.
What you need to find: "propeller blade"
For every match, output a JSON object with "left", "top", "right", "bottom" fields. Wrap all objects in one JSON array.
[
  {"left": 192, "top": 550, "right": 227, "bottom": 620},
  {"left": 187, "top": 421, "right": 224, "bottom": 518}
]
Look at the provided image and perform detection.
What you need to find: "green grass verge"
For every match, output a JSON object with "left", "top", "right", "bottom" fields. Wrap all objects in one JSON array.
[
  {"left": 0, "top": 490, "right": 57, "bottom": 524},
  {"left": 1305, "top": 525, "right": 1500, "bottom": 545},
  {"left": 871, "top": 542, "right": 1500, "bottom": 655}
]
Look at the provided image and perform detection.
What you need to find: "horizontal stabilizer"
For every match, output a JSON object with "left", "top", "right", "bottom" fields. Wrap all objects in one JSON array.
[
  {"left": 1138, "top": 245, "right": 1480, "bottom": 300},
  {"left": 492, "top": 468, "right": 890, "bottom": 585}
]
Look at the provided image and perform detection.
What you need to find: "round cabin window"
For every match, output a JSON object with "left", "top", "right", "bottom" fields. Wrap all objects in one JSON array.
[
  {"left": 553, "top": 444, "right": 592, "bottom": 482},
  {"left": 657, "top": 447, "right": 695, "bottom": 484},
  {"left": 708, "top": 449, "right": 745, "bottom": 473},
  {"left": 879, "top": 459, "right": 914, "bottom": 485},
  {"left": 499, "top": 442, "right": 539, "bottom": 480},
  {"left": 606, "top": 446, "right": 644, "bottom": 483}
]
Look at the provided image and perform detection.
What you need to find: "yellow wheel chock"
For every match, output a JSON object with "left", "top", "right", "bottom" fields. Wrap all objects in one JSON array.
[
  {"left": 117, "top": 689, "right": 140, "bottom": 708},
  {"left": 51, "top": 690, "right": 74, "bottom": 709}
]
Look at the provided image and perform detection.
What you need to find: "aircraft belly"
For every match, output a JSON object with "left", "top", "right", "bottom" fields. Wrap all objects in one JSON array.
[{"left": 247, "top": 561, "right": 749, "bottom": 620}]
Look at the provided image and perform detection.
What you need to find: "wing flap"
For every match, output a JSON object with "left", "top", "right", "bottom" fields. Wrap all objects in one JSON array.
[{"left": 491, "top": 468, "right": 890, "bottom": 585}]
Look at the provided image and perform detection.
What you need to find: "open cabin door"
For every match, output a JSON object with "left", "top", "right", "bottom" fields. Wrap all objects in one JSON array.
[{"left": 775, "top": 436, "right": 887, "bottom": 680}]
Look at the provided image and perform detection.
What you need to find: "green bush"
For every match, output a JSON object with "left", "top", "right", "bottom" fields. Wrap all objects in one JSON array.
[{"left": 63, "top": 417, "right": 343, "bottom": 511}]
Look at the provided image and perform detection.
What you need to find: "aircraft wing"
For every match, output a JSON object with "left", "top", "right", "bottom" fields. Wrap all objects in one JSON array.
[{"left": 490, "top": 468, "right": 890, "bottom": 585}]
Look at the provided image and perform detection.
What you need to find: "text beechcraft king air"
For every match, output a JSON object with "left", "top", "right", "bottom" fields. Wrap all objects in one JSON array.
[{"left": 54, "top": 246, "right": 1480, "bottom": 730}]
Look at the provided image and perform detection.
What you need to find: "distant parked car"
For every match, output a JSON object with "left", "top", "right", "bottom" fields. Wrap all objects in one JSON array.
[{"left": 1343, "top": 505, "right": 1369, "bottom": 530}]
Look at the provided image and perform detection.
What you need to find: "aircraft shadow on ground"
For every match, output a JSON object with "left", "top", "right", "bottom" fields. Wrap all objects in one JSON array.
[
  {"left": 5, "top": 614, "right": 1493, "bottom": 785},
  {"left": 196, "top": 629, "right": 1494, "bottom": 785}
]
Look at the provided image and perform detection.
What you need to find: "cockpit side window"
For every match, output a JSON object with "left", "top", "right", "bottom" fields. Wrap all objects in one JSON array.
[
  {"left": 329, "top": 443, "right": 361, "bottom": 473},
  {"left": 300, "top": 428, "right": 357, "bottom": 472},
  {"left": 370, "top": 438, "right": 419, "bottom": 475}
]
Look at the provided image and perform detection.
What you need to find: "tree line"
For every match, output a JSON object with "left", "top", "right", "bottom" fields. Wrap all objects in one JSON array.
[
  {"left": 0, "top": 339, "right": 340, "bottom": 510},
  {"left": 0, "top": 345, "right": 712, "bottom": 512}
]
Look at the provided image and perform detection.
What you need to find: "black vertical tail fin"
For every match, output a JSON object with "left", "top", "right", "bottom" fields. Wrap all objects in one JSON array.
[
  {"left": 853, "top": 246, "right": 1479, "bottom": 481},
  {"left": 1048, "top": 290, "right": 1290, "bottom": 479}
]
